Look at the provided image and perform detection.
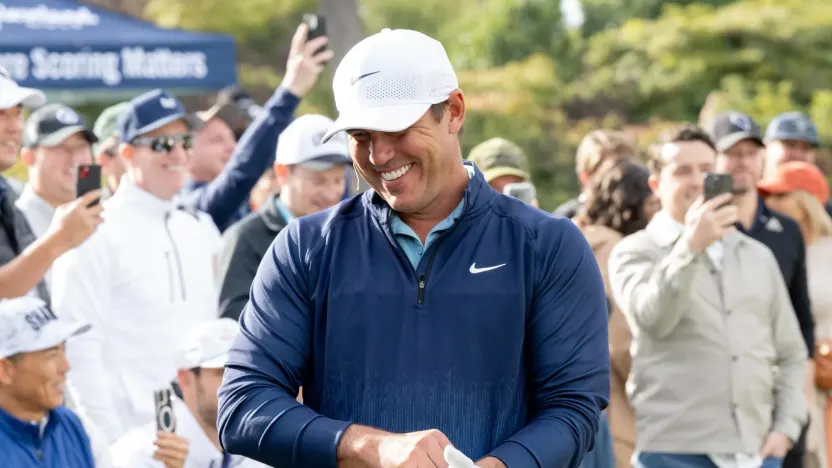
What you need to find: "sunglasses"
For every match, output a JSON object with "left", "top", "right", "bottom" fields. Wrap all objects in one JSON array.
[{"left": 131, "top": 134, "right": 193, "bottom": 153}]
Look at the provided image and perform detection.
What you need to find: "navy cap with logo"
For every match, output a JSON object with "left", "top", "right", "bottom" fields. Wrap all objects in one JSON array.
[
  {"left": 765, "top": 111, "right": 819, "bottom": 147},
  {"left": 707, "top": 111, "right": 763, "bottom": 152},
  {"left": 119, "top": 89, "right": 199, "bottom": 144},
  {"left": 23, "top": 103, "right": 97, "bottom": 148}
]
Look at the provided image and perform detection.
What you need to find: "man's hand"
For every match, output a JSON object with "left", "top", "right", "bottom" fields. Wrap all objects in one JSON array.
[
  {"left": 47, "top": 190, "right": 104, "bottom": 252},
  {"left": 759, "top": 432, "right": 792, "bottom": 459},
  {"left": 338, "top": 426, "right": 453, "bottom": 467},
  {"left": 153, "top": 431, "right": 189, "bottom": 468},
  {"left": 281, "top": 23, "right": 335, "bottom": 98},
  {"left": 475, "top": 456, "right": 506, "bottom": 468},
  {"left": 684, "top": 192, "right": 737, "bottom": 252}
]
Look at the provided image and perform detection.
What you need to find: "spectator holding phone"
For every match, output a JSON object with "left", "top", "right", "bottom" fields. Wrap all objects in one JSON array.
[
  {"left": 50, "top": 90, "right": 222, "bottom": 445},
  {"left": 608, "top": 125, "right": 807, "bottom": 468},
  {"left": 111, "top": 319, "right": 267, "bottom": 468},
  {"left": 0, "top": 297, "right": 94, "bottom": 468},
  {"left": 178, "top": 21, "right": 334, "bottom": 232},
  {"left": 0, "top": 66, "right": 103, "bottom": 303},
  {"left": 16, "top": 104, "right": 98, "bottom": 239}
]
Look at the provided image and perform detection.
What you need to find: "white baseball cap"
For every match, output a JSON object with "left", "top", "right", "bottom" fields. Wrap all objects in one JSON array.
[
  {"left": 177, "top": 318, "right": 238, "bottom": 369},
  {"left": 0, "top": 297, "right": 90, "bottom": 359},
  {"left": 276, "top": 114, "right": 351, "bottom": 170},
  {"left": 0, "top": 65, "right": 46, "bottom": 110},
  {"left": 321, "top": 28, "right": 459, "bottom": 143}
]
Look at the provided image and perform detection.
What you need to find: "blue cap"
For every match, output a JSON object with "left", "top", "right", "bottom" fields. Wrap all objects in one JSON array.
[
  {"left": 765, "top": 111, "right": 819, "bottom": 146},
  {"left": 119, "top": 89, "right": 190, "bottom": 143}
]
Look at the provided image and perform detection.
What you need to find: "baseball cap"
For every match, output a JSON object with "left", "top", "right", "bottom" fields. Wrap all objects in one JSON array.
[
  {"left": 23, "top": 104, "right": 97, "bottom": 148},
  {"left": 467, "top": 138, "right": 530, "bottom": 183},
  {"left": 0, "top": 65, "right": 46, "bottom": 110},
  {"left": 177, "top": 318, "right": 238, "bottom": 370},
  {"left": 195, "top": 85, "right": 262, "bottom": 127},
  {"left": 765, "top": 112, "right": 819, "bottom": 146},
  {"left": 757, "top": 161, "right": 830, "bottom": 205},
  {"left": 119, "top": 89, "right": 198, "bottom": 144},
  {"left": 0, "top": 297, "right": 90, "bottom": 359},
  {"left": 92, "top": 102, "right": 130, "bottom": 153},
  {"left": 707, "top": 111, "right": 763, "bottom": 152},
  {"left": 321, "top": 28, "right": 459, "bottom": 143},
  {"left": 277, "top": 114, "right": 351, "bottom": 171}
]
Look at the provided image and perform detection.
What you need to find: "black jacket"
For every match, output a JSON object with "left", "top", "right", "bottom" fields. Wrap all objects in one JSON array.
[{"left": 216, "top": 194, "right": 288, "bottom": 320}]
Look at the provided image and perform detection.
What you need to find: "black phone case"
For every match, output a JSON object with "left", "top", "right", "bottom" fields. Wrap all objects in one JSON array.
[
  {"left": 154, "top": 388, "right": 176, "bottom": 432},
  {"left": 704, "top": 173, "right": 733, "bottom": 201},
  {"left": 76, "top": 164, "right": 101, "bottom": 205},
  {"left": 303, "top": 14, "right": 327, "bottom": 56}
]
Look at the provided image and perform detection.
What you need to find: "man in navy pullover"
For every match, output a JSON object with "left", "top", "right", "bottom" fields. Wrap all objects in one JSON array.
[
  {"left": 217, "top": 28, "right": 610, "bottom": 468},
  {"left": 178, "top": 22, "right": 334, "bottom": 232}
]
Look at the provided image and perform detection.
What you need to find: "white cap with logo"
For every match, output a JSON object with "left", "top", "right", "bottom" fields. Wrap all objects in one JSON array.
[
  {"left": 177, "top": 318, "right": 239, "bottom": 370},
  {"left": 0, "top": 297, "right": 90, "bottom": 359},
  {"left": 276, "top": 114, "right": 351, "bottom": 171},
  {"left": 0, "top": 65, "right": 46, "bottom": 111},
  {"left": 321, "top": 28, "right": 458, "bottom": 143}
]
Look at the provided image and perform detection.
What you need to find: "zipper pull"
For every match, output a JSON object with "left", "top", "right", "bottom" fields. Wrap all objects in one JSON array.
[{"left": 417, "top": 275, "right": 426, "bottom": 305}]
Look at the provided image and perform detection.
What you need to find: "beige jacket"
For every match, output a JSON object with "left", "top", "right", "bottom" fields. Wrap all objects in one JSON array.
[
  {"left": 608, "top": 211, "right": 808, "bottom": 454},
  {"left": 577, "top": 223, "right": 635, "bottom": 468}
]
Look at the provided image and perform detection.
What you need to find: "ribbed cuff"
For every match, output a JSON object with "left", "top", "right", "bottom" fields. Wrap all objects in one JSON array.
[
  {"left": 296, "top": 416, "right": 351, "bottom": 468},
  {"left": 488, "top": 440, "right": 539, "bottom": 468}
]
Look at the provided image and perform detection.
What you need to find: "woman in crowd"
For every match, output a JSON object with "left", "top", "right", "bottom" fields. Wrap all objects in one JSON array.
[
  {"left": 758, "top": 161, "right": 832, "bottom": 468},
  {"left": 572, "top": 158, "right": 659, "bottom": 468}
]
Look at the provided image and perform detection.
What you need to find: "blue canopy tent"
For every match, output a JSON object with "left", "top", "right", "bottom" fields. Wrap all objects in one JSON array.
[{"left": 0, "top": 0, "right": 238, "bottom": 103}]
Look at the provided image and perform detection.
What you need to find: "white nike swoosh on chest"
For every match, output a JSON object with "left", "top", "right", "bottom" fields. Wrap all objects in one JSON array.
[{"left": 469, "top": 263, "right": 506, "bottom": 274}]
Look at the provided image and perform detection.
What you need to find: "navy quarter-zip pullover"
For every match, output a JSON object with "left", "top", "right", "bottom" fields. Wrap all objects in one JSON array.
[{"left": 217, "top": 162, "right": 611, "bottom": 468}]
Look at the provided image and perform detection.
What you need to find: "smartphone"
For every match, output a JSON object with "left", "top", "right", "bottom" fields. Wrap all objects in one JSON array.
[
  {"left": 703, "top": 173, "right": 733, "bottom": 201},
  {"left": 154, "top": 388, "right": 176, "bottom": 433},
  {"left": 503, "top": 182, "right": 536, "bottom": 205},
  {"left": 302, "top": 14, "right": 328, "bottom": 56},
  {"left": 76, "top": 164, "right": 101, "bottom": 205}
]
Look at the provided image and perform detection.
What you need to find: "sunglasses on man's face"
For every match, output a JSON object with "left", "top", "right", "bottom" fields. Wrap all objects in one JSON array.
[{"left": 131, "top": 134, "right": 193, "bottom": 153}]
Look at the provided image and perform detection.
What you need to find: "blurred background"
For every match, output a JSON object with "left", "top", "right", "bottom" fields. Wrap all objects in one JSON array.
[{"left": 4, "top": 0, "right": 831, "bottom": 211}]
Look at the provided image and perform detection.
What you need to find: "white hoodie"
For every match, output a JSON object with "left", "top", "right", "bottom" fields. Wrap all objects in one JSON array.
[{"left": 50, "top": 177, "right": 221, "bottom": 444}]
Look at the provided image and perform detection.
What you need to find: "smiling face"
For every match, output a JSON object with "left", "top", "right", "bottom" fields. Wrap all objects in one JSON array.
[
  {"left": 24, "top": 132, "right": 93, "bottom": 206},
  {"left": 123, "top": 119, "right": 191, "bottom": 200},
  {"left": 0, "top": 344, "right": 70, "bottom": 418},
  {"left": 651, "top": 140, "right": 716, "bottom": 222},
  {"left": 0, "top": 105, "right": 23, "bottom": 171},
  {"left": 346, "top": 91, "right": 466, "bottom": 215}
]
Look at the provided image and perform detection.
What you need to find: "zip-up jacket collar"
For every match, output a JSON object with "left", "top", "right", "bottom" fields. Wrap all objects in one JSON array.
[
  {"left": 368, "top": 161, "right": 495, "bottom": 227},
  {"left": 110, "top": 175, "right": 175, "bottom": 217}
]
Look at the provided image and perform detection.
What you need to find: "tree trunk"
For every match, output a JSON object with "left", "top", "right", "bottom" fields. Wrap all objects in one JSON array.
[{"left": 318, "top": 0, "right": 371, "bottom": 195}]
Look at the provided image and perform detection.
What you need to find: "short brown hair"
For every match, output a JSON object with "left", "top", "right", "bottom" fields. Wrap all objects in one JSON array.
[
  {"left": 647, "top": 124, "right": 716, "bottom": 175},
  {"left": 575, "top": 130, "right": 637, "bottom": 177},
  {"left": 429, "top": 100, "right": 464, "bottom": 135}
]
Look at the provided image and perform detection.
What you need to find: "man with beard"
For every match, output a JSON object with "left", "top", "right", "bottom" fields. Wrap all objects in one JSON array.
[
  {"left": 0, "top": 66, "right": 102, "bottom": 302},
  {"left": 110, "top": 319, "right": 268, "bottom": 468},
  {"left": 708, "top": 111, "right": 814, "bottom": 468}
]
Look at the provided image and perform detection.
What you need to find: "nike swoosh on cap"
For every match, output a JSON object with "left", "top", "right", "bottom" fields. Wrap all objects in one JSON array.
[{"left": 350, "top": 71, "right": 381, "bottom": 85}]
